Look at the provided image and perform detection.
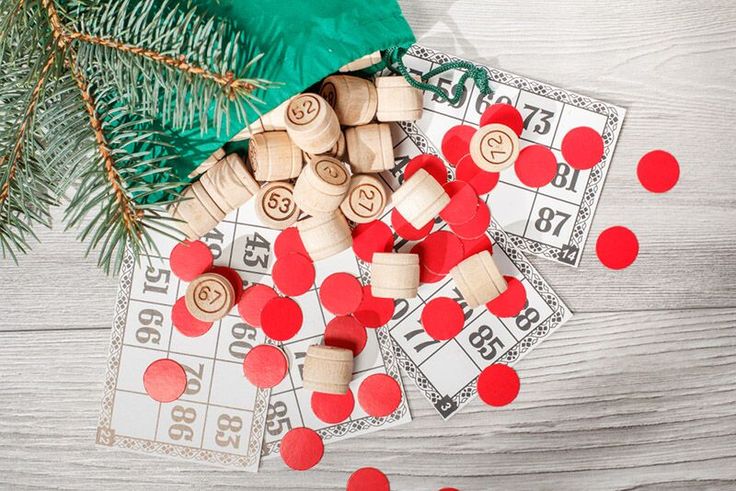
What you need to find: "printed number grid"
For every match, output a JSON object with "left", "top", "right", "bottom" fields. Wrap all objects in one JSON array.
[
  {"left": 372, "top": 126, "right": 573, "bottom": 419},
  {"left": 398, "top": 44, "right": 626, "bottom": 267}
]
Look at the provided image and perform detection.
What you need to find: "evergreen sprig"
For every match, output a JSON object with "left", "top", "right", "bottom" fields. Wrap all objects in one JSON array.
[{"left": 0, "top": 0, "right": 270, "bottom": 273}]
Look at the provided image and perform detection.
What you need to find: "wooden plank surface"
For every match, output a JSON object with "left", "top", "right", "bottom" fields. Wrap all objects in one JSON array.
[
  {"left": 1, "top": 0, "right": 735, "bottom": 489},
  {"left": 1, "top": 310, "right": 735, "bottom": 490}
]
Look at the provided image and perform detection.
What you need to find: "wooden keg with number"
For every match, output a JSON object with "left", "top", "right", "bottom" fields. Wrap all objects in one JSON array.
[
  {"left": 450, "top": 250, "right": 508, "bottom": 308},
  {"left": 296, "top": 211, "right": 352, "bottom": 261},
  {"left": 284, "top": 94, "right": 341, "bottom": 155},
  {"left": 293, "top": 156, "right": 351, "bottom": 216},
  {"left": 248, "top": 131, "right": 303, "bottom": 181},
  {"left": 320, "top": 75, "right": 378, "bottom": 126}
]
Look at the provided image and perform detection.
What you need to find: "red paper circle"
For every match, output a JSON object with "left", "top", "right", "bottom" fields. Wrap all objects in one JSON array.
[
  {"left": 456, "top": 154, "right": 501, "bottom": 195},
  {"left": 596, "top": 226, "right": 639, "bottom": 270},
  {"left": 460, "top": 234, "right": 493, "bottom": 259},
  {"left": 637, "top": 150, "right": 679, "bottom": 193},
  {"left": 440, "top": 180, "right": 480, "bottom": 225},
  {"left": 170, "top": 240, "right": 213, "bottom": 282},
  {"left": 391, "top": 209, "right": 434, "bottom": 241},
  {"left": 480, "top": 103, "right": 524, "bottom": 136},
  {"left": 243, "top": 344, "right": 288, "bottom": 388},
  {"left": 441, "top": 125, "right": 477, "bottom": 166},
  {"left": 143, "top": 358, "right": 187, "bottom": 403},
  {"left": 421, "top": 297, "right": 465, "bottom": 340},
  {"left": 514, "top": 145, "right": 558, "bottom": 188},
  {"left": 274, "top": 227, "right": 309, "bottom": 259},
  {"left": 319, "top": 273, "right": 363, "bottom": 316},
  {"left": 561, "top": 127, "right": 604, "bottom": 170},
  {"left": 261, "top": 297, "right": 303, "bottom": 341},
  {"left": 355, "top": 286, "right": 395, "bottom": 328},
  {"left": 411, "top": 231, "right": 464, "bottom": 275},
  {"left": 273, "top": 253, "right": 315, "bottom": 297},
  {"left": 237, "top": 284, "right": 278, "bottom": 327},
  {"left": 324, "top": 315, "right": 367, "bottom": 356},
  {"left": 450, "top": 200, "right": 491, "bottom": 240},
  {"left": 347, "top": 467, "right": 391, "bottom": 491},
  {"left": 211, "top": 266, "right": 244, "bottom": 304},
  {"left": 419, "top": 265, "right": 446, "bottom": 284},
  {"left": 311, "top": 389, "right": 355, "bottom": 424},
  {"left": 280, "top": 427, "right": 324, "bottom": 471},
  {"left": 358, "top": 373, "right": 402, "bottom": 417},
  {"left": 405, "top": 154, "right": 448, "bottom": 184},
  {"left": 352, "top": 221, "right": 394, "bottom": 263},
  {"left": 477, "top": 364, "right": 520, "bottom": 407},
  {"left": 172, "top": 296, "right": 213, "bottom": 337},
  {"left": 486, "top": 276, "right": 526, "bottom": 317}
]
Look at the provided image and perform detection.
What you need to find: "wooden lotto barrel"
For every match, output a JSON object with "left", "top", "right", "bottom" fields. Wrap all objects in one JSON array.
[
  {"left": 344, "top": 123, "right": 394, "bottom": 174},
  {"left": 391, "top": 168, "right": 450, "bottom": 229},
  {"left": 450, "top": 250, "right": 508, "bottom": 308},
  {"left": 284, "top": 94, "right": 341, "bottom": 155},
  {"left": 340, "top": 174, "right": 389, "bottom": 224},
  {"left": 200, "top": 153, "right": 260, "bottom": 212},
  {"left": 370, "top": 253, "right": 420, "bottom": 299},
  {"left": 248, "top": 131, "right": 303, "bottom": 181},
  {"left": 293, "top": 156, "right": 351, "bottom": 216},
  {"left": 254, "top": 182, "right": 300, "bottom": 230},
  {"left": 296, "top": 211, "right": 352, "bottom": 261},
  {"left": 170, "top": 180, "right": 224, "bottom": 240},
  {"left": 469, "top": 123, "right": 520, "bottom": 173},
  {"left": 320, "top": 75, "right": 377, "bottom": 126},
  {"left": 374, "top": 76, "right": 424, "bottom": 122},
  {"left": 302, "top": 344, "right": 354, "bottom": 394},
  {"left": 339, "top": 51, "right": 382, "bottom": 72},
  {"left": 185, "top": 272, "right": 235, "bottom": 322},
  {"left": 303, "top": 131, "right": 346, "bottom": 162}
]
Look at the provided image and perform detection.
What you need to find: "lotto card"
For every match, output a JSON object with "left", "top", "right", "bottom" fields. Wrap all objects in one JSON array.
[
  {"left": 400, "top": 44, "right": 626, "bottom": 267},
  {"left": 256, "top": 222, "right": 411, "bottom": 458},
  {"left": 97, "top": 222, "right": 270, "bottom": 470},
  {"left": 375, "top": 122, "right": 573, "bottom": 419}
]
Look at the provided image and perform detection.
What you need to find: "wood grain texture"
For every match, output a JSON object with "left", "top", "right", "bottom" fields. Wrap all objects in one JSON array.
[
  {"left": 1, "top": 0, "right": 735, "bottom": 489},
  {"left": 0, "top": 310, "right": 734, "bottom": 490}
]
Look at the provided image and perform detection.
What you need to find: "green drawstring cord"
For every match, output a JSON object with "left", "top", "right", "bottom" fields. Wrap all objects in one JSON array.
[{"left": 382, "top": 46, "right": 494, "bottom": 105}]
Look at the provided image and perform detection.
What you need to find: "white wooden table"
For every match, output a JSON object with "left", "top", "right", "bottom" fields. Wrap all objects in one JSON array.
[{"left": 1, "top": 1, "right": 735, "bottom": 489}]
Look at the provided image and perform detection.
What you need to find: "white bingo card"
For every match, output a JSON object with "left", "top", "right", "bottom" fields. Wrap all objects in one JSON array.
[
  {"left": 373, "top": 122, "right": 573, "bottom": 419},
  {"left": 398, "top": 44, "right": 626, "bottom": 267}
]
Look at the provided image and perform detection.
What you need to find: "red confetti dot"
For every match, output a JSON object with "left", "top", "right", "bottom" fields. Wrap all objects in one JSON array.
[
  {"left": 324, "top": 315, "right": 367, "bottom": 356},
  {"left": 275, "top": 227, "right": 309, "bottom": 259},
  {"left": 170, "top": 240, "right": 213, "bottom": 282},
  {"left": 280, "top": 427, "right": 324, "bottom": 471},
  {"left": 439, "top": 488, "right": 460, "bottom": 491},
  {"left": 486, "top": 276, "right": 527, "bottom": 317},
  {"left": 456, "top": 154, "right": 500, "bottom": 195},
  {"left": 514, "top": 145, "right": 558, "bottom": 188},
  {"left": 211, "top": 266, "right": 244, "bottom": 304},
  {"left": 450, "top": 200, "right": 491, "bottom": 240},
  {"left": 596, "top": 226, "right": 639, "bottom": 270},
  {"left": 273, "top": 253, "right": 315, "bottom": 296},
  {"left": 261, "top": 297, "right": 303, "bottom": 341},
  {"left": 420, "top": 265, "right": 446, "bottom": 284},
  {"left": 561, "top": 127, "right": 604, "bottom": 170},
  {"left": 352, "top": 221, "right": 394, "bottom": 263},
  {"left": 311, "top": 389, "right": 355, "bottom": 424},
  {"left": 237, "top": 284, "right": 278, "bottom": 327},
  {"left": 355, "top": 286, "right": 395, "bottom": 328},
  {"left": 477, "top": 364, "right": 520, "bottom": 407},
  {"left": 319, "top": 273, "right": 363, "bottom": 316},
  {"left": 440, "top": 180, "right": 479, "bottom": 225},
  {"left": 480, "top": 103, "right": 524, "bottom": 136},
  {"left": 441, "top": 125, "right": 476, "bottom": 166},
  {"left": 637, "top": 150, "right": 679, "bottom": 193},
  {"left": 143, "top": 359, "right": 187, "bottom": 403},
  {"left": 421, "top": 297, "right": 465, "bottom": 340},
  {"left": 347, "top": 467, "right": 391, "bottom": 491},
  {"left": 460, "top": 233, "right": 493, "bottom": 259},
  {"left": 391, "top": 209, "right": 433, "bottom": 241},
  {"left": 405, "top": 154, "right": 448, "bottom": 184},
  {"left": 411, "top": 231, "right": 464, "bottom": 275},
  {"left": 243, "top": 344, "right": 288, "bottom": 388},
  {"left": 172, "top": 296, "right": 213, "bottom": 337},
  {"left": 358, "top": 373, "right": 402, "bottom": 417}
]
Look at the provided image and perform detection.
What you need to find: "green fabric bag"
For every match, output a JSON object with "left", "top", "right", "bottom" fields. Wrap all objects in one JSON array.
[{"left": 172, "top": 0, "right": 416, "bottom": 180}]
